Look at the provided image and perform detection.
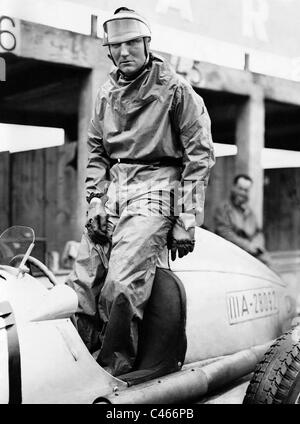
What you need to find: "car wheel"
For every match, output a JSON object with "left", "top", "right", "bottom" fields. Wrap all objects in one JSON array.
[{"left": 243, "top": 325, "right": 300, "bottom": 404}]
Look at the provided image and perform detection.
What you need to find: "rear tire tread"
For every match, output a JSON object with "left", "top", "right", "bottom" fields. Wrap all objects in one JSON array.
[{"left": 243, "top": 326, "right": 300, "bottom": 404}]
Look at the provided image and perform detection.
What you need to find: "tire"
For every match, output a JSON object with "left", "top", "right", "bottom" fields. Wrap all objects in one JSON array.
[{"left": 243, "top": 325, "right": 300, "bottom": 404}]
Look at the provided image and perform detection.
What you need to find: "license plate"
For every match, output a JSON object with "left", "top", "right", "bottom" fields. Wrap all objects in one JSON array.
[{"left": 227, "top": 287, "right": 278, "bottom": 325}]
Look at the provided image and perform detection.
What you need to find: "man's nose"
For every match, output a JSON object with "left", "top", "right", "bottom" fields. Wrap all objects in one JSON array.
[{"left": 120, "top": 43, "right": 129, "bottom": 56}]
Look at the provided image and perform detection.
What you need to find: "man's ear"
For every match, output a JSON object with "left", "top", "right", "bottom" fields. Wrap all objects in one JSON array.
[{"left": 107, "top": 54, "right": 113, "bottom": 61}]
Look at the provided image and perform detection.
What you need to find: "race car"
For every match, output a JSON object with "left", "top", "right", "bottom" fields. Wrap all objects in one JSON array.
[{"left": 0, "top": 225, "right": 298, "bottom": 404}]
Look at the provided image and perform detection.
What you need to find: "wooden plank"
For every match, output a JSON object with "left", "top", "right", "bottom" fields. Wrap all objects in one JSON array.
[
  {"left": 0, "top": 151, "right": 10, "bottom": 233},
  {"left": 19, "top": 20, "right": 110, "bottom": 69},
  {"left": 264, "top": 168, "right": 300, "bottom": 252},
  {"left": 160, "top": 51, "right": 254, "bottom": 96},
  {"left": 254, "top": 73, "right": 300, "bottom": 106},
  {"left": 44, "top": 147, "right": 58, "bottom": 253},
  {"left": 45, "top": 143, "right": 78, "bottom": 255},
  {"left": 4, "top": 18, "right": 300, "bottom": 108},
  {"left": 204, "top": 155, "right": 235, "bottom": 231},
  {"left": 161, "top": 51, "right": 300, "bottom": 106},
  {"left": 11, "top": 149, "right": 45, "bottom": 236},
  {"left": 235, "top": 89, "right": 265, "bottom": 227}
]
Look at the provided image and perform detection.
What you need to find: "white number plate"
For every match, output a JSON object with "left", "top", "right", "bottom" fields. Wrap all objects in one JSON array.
[{"left": 227, "top": 287, "right": 278, "bottom": 325}]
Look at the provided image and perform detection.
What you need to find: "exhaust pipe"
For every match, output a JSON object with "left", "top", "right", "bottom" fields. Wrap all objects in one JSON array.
[{"left": 94, "top": 341, "right": 272, "bottom": 404}]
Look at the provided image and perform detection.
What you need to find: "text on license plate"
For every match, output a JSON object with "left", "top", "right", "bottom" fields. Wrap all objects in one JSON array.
[{"left": 227, "top": 287, "right": 278, "bottom": 325}]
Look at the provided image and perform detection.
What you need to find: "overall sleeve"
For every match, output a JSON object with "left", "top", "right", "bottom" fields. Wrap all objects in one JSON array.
[
  {"left": 249, "top": 213, "right": 266, "bottom": 251},
  {"left": 173, "top": 82, "right": 215, "bottom": 230},
  {"left": 85, "top": 91, "right": 110, "bottom": 202},
  {"left": 214, "top": 204, "right": 254, "bottom": 253}
]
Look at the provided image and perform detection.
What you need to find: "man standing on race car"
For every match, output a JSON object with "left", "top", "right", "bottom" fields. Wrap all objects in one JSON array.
[{"left": 68, "top": 7, "right": 215, "bottom": 377}]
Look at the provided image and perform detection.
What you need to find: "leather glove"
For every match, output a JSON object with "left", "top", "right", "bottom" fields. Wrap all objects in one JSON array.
[
  {"left": 167, "top": 222, "right": 195, "bottom": 261},
  {"left": 85, "top": 196, "right": 109, "bottom": 245}
]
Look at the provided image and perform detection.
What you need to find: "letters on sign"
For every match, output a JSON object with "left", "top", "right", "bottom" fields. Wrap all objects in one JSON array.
[
  {"left": 242, "top": 0, "right": 269, "bottom": 42},
  {"left": 171, "top": 55, "right": 204, "bottom": 86},
  {"left": 155, "top": 0, "right": 194, "bottom": 22},
  {"left": 0, "top": 16, "right": 17, "bottom": 52}
]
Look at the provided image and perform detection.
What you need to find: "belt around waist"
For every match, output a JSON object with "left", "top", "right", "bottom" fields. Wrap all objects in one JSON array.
[{"left": 109, "top": 157, "right": 183, "bottom": 167}]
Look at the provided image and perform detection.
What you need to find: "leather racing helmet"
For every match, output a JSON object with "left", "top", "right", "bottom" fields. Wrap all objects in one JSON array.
[{"left": 102, "top": 9, "right": 151, "bottom": 46}]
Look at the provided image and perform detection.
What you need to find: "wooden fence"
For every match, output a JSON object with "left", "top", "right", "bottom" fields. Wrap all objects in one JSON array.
[{"left": 0, "top": 142, "right": 78, "bottom": 258}]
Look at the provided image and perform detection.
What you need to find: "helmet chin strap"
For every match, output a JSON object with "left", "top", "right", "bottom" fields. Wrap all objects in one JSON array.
[
  {"left": 108, "top": 45, "right": 117, "bottom": 67},
  {"left": 107, "top": 38, "right": 150, "bottom": 80}
]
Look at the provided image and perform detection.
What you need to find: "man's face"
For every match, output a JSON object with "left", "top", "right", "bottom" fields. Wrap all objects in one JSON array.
[
  {"left": 109, "top": 37, "right": 147, "bottom": 76},
  {"left": 231, "top": 177, "right": 252, "bottom": 208}
]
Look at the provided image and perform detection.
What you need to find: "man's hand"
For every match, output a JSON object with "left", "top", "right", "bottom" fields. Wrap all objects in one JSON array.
[
  {"left": 85, "top": 197, "right": 109, "bottom": 245},
  {"left": 167, "top": 222, "right": 195, "bottom": 261},
  {"left": 248, "top": 241, "right": 272, "bottom": 266},
  {"left": 248, "top": 237, "right": 265, "bottom": 257}
]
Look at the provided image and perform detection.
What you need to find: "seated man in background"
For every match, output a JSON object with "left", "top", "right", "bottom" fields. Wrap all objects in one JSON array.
[{"left": 213, "top": 174, "right": 271, "bottom": 266}]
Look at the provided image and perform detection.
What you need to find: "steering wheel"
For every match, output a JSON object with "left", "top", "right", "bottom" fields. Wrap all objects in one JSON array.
[{"left": 9, "top": 254, "right": 59, "bottom": 286}]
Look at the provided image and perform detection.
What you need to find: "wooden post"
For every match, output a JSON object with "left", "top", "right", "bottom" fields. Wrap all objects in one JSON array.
[
  {"left": 76, "top": 71, "right": 94, "bottom": 240},
  {"left": 45, "top": 143, "right": 78, "bottom": 253},
  {"left": 244, "top": 53, "right": 250, "bottom": 71},
  {"left": 235, "top": 88, "right": 265, "bottom": 227},
  {"left": 0, "top": 151, "right": 10, "bottom": 233},
  {"left": 76, "top": 63, "right": 110, "bottom": 240},
  {"left": 91, "top": 15, "right": 98, "bottom": 38}
]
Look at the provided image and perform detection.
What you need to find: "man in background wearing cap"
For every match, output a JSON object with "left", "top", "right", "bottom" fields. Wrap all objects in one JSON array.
[{"left": 68, "top": 7, "right": 215, "bottom": 377}]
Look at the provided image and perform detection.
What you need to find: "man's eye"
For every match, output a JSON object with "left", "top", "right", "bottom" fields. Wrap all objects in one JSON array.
[
  {"left": 128, "top": 38, "right": 141, "bottom": 46},
  {"left": 111, "top": 44, "right": 121, "bottom": 49}
]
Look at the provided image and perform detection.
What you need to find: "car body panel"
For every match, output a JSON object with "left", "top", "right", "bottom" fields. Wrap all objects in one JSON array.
[
  {"left": 170, "top": 229, "right": 295, "bottom": 363},
  {"left": 0, "top": 266, "right": 126, "bottom": 404},
  {"left": 0, "top": 228, "right": 297, "bottom": 404}
]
